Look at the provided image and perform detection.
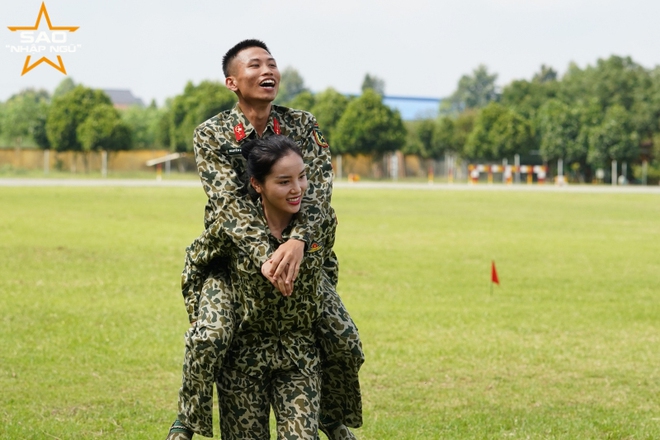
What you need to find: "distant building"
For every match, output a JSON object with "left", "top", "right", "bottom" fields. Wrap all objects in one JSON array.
[
  {"left": 383, "top": 95, "right": 442, "bottom": 120},
  {"left": 103, "top": 89, "right": 145, "bottom": 109}
]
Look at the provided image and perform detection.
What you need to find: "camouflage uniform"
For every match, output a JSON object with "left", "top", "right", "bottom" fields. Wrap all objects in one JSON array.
[
  {"left": 183, "top": 203, "right": 335, "bottom": 439},
  {"left": 177, "top": 103, "right": 363, "bottom": 437}
]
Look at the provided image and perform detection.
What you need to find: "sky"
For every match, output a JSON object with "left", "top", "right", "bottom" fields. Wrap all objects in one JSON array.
[{"left": 2, "top": 0, "right": 660, "bottom": 107}]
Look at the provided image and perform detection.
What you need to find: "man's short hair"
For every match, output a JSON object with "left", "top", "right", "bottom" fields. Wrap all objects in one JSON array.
[{"left": 222, "top": 39, "right": 271, "bottom": 78}]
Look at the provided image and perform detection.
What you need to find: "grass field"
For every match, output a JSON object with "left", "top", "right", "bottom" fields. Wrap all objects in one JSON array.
[{"left": 1, "top": 184, "right": 659, "bottom": 439}]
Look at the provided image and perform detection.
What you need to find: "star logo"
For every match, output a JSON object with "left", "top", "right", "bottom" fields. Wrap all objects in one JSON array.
[{"left": 7, "top": 2, "right": 79, "bottom": 75}]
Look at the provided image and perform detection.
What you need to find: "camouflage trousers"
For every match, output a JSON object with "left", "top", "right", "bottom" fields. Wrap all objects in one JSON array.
[
  {"left": 177, "top": 266, "right": 236, "bottom": 437},
  {"left": 316, "top": 278, "right": 364, "bottom": 430},
  {"left": 177, "top": 267, "right": 364, "bottom": 438},
  {"left": 217, "top": 361, "right": 321, "bottom": 439}
]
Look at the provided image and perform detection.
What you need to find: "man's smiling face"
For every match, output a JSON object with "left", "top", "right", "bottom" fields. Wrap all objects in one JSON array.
[{"left": 226, "top": 46, "right": 280, "bottom": 104}]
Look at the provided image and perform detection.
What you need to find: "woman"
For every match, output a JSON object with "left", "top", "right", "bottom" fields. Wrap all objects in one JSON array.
[{"left": 179, "top": 135, "right": 336, "bottom": 439}]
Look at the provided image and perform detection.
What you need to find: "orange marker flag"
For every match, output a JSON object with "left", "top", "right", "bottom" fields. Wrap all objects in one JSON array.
[{"left": 491, "top": 260, "right": 499, "bottom": 285}]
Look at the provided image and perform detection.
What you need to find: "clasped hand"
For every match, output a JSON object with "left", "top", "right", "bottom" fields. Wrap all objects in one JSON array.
[{"left": 261, "top": 239, "right": 304, "bottom": 296}]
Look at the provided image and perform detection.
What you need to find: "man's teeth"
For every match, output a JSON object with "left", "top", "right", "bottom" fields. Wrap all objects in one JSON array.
[{"left": 261, "top": 80, "right": 275, "bottom": 87}]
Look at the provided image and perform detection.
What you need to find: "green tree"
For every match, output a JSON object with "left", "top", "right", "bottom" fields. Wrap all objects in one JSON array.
[
  {"left": 533, "top": 64, "right": 558, "bottom": 83},
  {"left": 464, "top": 104, "right": 504, "bottom": 159},
  {"left": 557, "top": 61, "right": 589, "bottom": 104},
  {"left": 402, "top": 121, "right": 423, "bottom": 156},
  {"left": 156, "top": 99, "right": 173, "bottom": 150},
  {"left": 465, "top": 102, "right": 533, "bottom": 160},
  {"left": 0, "top": 102, "right": 4, "bottom": 141},
  {"left": 165, "top": 81, "right": 236, "bottom": 151},
  {"left": 276, "top": 67, "right": 308, "bottom": 105},
  {"left": 564, "top": 56, "right": 655, "bottom": 174},
  {"left": 32, "top": 113, "right": 51, "bottom": 150},
  {"left": 431, "top": 116, "right": 456, "bottom": 159},
  {"left": 574, "top": 98, "right": 604, "bottom": 136},
  {"left": 647, "top": 66, "right": 660, "bottom": 122},
  {"left": 444, "top": 64, "right": 499, "bottom": 113},
  {"left": 334, "top": 89, "right": 406, "bottom": 156},
  {"left": 636, "top": 66, "right": 660, "bottom": 161},
  {"left": 310, "top": 88, "right": 349, "bottom": 146},
  {"left": 1, "top": 88, "right": 51, "bottom": 148},
  {"left": 120, "top": 101, "right": 162, "bottom": 149},
  {"left": 558, "top": 56, "right": 650, "bottom": 116},
  {"left": 77, "top": 104, "right": 133, "bottom": 154},
  {"left": 403, "top": 119, "right": 436, "bottom": 158},
  {"left": 53, "top": 77, "right": 76, "bottom": 98},
  {"left": 588, "top": 104, "right": 639, "bottom": 167},
  {"left": 286, "top": 90, "right": 315, "bottom": 112},
  {"left": 361, "top": 73, "right": 385, "bottom": 96},
  {"left": 500, "top": 78, "right": 558, "bottom": 120},
  {"left": 46, "top": 85, "right": 113, "bottom": 152},
  {"left": 452, "top": 109, "right": 478, "bottom": 155},
  {"left": 417, "top": 119, "right": 437, "bottom": 158},
  {"left": 536, "top": 99, "right": 581, "bottom": 162},
  {"left": 590, "top": 56, "right": 648, "bottom": 112}
]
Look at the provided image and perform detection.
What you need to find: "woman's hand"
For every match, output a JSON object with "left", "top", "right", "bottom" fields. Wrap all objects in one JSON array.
[
  {"left": 264, "top": 239, "right": 304, "bottom": 294},
  {"left": 261, "top": 258, "right": 293, "bottom": 296}
]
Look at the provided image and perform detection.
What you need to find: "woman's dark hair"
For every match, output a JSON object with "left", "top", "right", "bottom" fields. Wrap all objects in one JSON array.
[{"left": 241, "top": 135, "right": 303, "bottom": 197}]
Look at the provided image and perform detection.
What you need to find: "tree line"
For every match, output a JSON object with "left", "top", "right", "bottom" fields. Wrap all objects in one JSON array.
[
  {"left": 406, "top": 56, "right": 660, "bottom": 183},
  {"left": 0, "top": 73, "right": 405, "bottom": 161},
  {"left": 1, "top": 55, "right": 659, "bottom": 182}
]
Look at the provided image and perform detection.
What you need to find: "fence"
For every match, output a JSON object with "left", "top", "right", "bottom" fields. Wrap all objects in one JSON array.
[
  {"left": 1, "top": 148, "right": 469, "bottom": 181},
  {"left": 0, "top": 148, "right": 196, "bottom": 174},
  {"left": 468, "top": 164, "right": 548, "bottom": 184}
]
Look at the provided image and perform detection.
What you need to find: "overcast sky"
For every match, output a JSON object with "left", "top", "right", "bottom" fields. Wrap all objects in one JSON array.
[{"left": 2, "top": 0, "right": 660, "bottom": 106}]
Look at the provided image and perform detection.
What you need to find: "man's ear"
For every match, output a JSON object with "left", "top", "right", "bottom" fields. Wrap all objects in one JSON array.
[{"left": 225, "top": 76, "right": 238, "bottom": 92}]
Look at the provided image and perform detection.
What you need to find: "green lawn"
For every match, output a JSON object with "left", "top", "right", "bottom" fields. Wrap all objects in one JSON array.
[{"left": 1, "top": 185, "right": 659, "bottom": 439}]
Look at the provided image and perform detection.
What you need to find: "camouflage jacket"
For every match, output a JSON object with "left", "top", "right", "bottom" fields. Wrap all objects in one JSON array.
[
  {"left": 184, "top": 103, "right": 336, "bottom": 322},
  {"left": 182, "top": 204, "right": 338, "bottom": 376}
]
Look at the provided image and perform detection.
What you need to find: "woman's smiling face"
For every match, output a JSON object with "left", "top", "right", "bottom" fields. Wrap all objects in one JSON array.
[{"left": 252, "top": 151, "right": 308, "bottom": 219}]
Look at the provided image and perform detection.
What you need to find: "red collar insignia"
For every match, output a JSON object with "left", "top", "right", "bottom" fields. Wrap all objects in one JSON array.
[
  {"left": 233, "top": 123, "right": 246, "bottom": 141},
  {"left": 272, "top": 118, "right": 281, "bottom": 135}
]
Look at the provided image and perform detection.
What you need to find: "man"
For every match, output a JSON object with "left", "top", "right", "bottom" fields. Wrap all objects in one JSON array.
[{"left": 167, "top": 39, "right": 363, "bottom": 440}]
